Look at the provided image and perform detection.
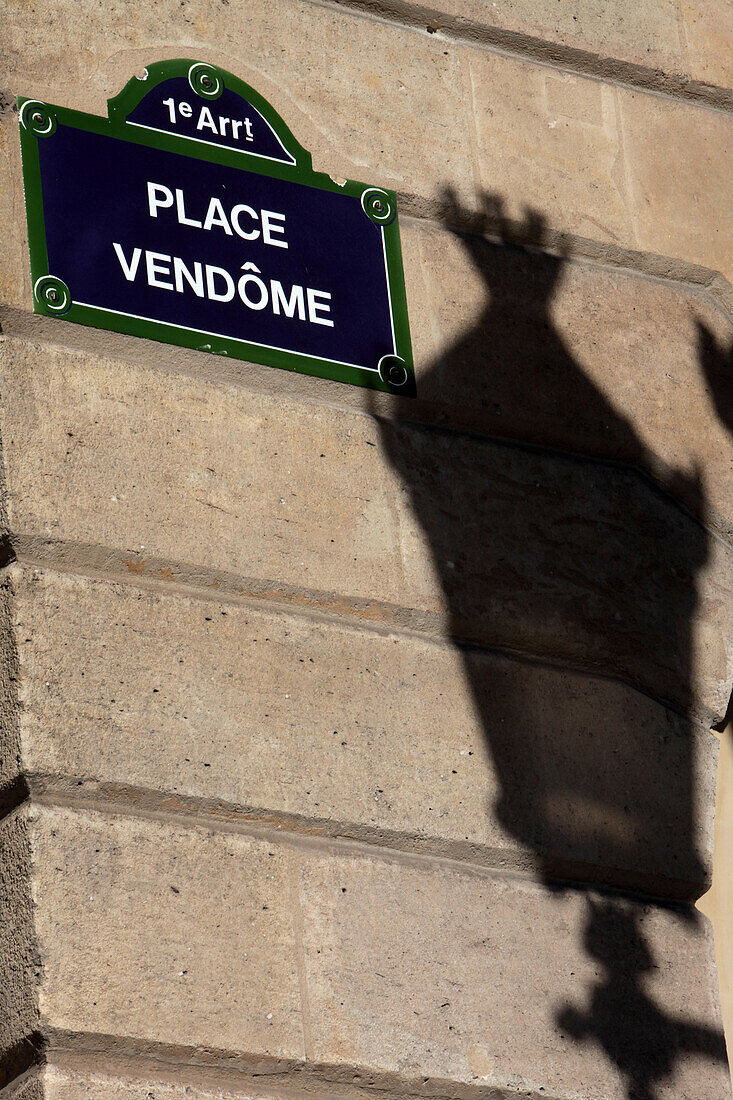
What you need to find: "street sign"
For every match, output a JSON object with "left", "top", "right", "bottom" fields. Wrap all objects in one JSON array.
[{"left": 18, "top": 60, "right": 415, "bottom": 395}]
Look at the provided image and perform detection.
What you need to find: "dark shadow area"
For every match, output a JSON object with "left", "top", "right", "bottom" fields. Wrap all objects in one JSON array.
[
  {"left": 370, "top": 190, "right": 729, "bottom": 1096},
  {"left": 559, "top": 899, "right": 728, "bottom": 1100},
  {"left": 0, "top": 1032, "right": 45, "bottom": 1091},
  {"left": 698, "top": 319, "right": 733, "bottom": 439}
]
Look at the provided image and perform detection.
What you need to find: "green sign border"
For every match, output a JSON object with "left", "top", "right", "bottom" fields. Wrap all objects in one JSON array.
[{"left": 18, "top": 59, "right": 415, "bottom": 395}]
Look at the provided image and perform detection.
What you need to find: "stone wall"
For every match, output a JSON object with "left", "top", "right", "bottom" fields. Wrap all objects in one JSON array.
[{"left": 1, "top": 1, "right": 732, "bottom": 1098}]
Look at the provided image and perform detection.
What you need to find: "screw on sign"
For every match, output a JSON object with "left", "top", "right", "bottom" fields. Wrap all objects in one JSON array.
[{"left": 17, "top": 59, "right": 415, "bottom": 395}]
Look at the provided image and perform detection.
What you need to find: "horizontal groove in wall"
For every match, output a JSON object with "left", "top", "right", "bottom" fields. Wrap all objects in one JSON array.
[
  {"left": 41, "top": 1028, "right": 572, "bottom": 1100},
  {"left": 7, "top": 532, "right": 712, "bottom": 727},
  {"left": 399, "top": 204, "right": 733, "bottom": 315},
  {"left": 25, "top": 774, "right": 707, "bottom": 904},
  {"left": 320, "top": 0, "right": 733, "bottom": 113}
]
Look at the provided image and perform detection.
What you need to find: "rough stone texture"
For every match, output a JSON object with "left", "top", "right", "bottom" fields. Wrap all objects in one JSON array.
[
  {"left": 680, "top": 2, "right": 733, "bottom": 88},
  {"left": 0, "top": 579, "right": 22, "bottom": 802},
  {"left": 0, "top": 339, "right": 407, "bottom": 606},
  {"left": 0, "top": 1072, "right": 45, "bottom": 1100},
  {"left": 7, "top": 0, "right": 732, "bottom": 107},
  {"left": 385, "top": 416, "right": 732, "bottom": 720},
  {"left": 468, "top": 49, "right": 733, "bottom": 278},
  {"left": 20, "top": 804, "right": 732, "bottom": 1098},
  {"left": 3, "top": 339, "right": 733, "bottom": 721},
  {"left": 32, "top": 805, "right": 304, "bottom": 1058},
  {"left": 24, "top": 1065, "right": 289, "bottom": 1100},
  {"left": 5, "top": 212, "right": 733, "bottom": 538},
  {"left": 299, "top": 846, "right": 731, "bottom": 1097},
  {"left": 1, "top": 0, "right": 732, "bottom": 1089},
  {"left": 13, "top": 564, "right": 717, "bottom": 895},
  {"left": 0, "top": 812, "right": 39, "bottom": 1089},
  {"left": 0, "top": 105, "right": 23, "bottom": 313},
  {"left": 2, "top": 0, "right": 476, "bottom": 200}
]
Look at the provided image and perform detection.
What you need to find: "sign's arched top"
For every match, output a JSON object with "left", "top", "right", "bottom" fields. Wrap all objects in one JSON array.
[
  {"left": 18, "top": 60, "right": 415, "bottom": 395},
  {"left": 109, "top": 61, "right": 306, "bottom": 169}
]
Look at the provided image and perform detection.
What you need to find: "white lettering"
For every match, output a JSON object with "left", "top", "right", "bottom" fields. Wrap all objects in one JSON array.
[
  {"left": 237, "top": 263, "right": 269, "bottom": 310},
  {"left": 261, "top": 210, "right": 288, "bottom": 249},
  {"left": 271, "top": 280, "right": 305, "bottom": 320},
  {"left": 307, "top": 288, "right": 333, "bottom": 327},
  {"left": 147, "top": 183, "right": 286, "bottom": 247},
  {"left": 116, "top": 243, "right": 334, "bottom": 324},
  {"left": 175, "top": 188, "right": 202, "bottom": 229},
  {"left": 146, "top": 251, "right": 173, "bottom": 290},
  {"left": 197, "top": 105, "right": 218, "bottom": 134},
  {"left": 230, "top": 204, "right": 260, "bottom": 240},
  {"left": 147, "top": 181, "right": 174, "bottom": 218},
  {"left": 203, "top": 197, "right": 233, "bottom": 235},
  {"left": 173, "top": 257, "right": 204, "bottom": 297},
  {"left": 205, "top": 264, "right": 235, "bottom": 302},
  {"left": 162, "top": 103, "right": 254, "bottom": 141},
  {"left": 113, "top": 242, "right": 142, "bottom": 282}
]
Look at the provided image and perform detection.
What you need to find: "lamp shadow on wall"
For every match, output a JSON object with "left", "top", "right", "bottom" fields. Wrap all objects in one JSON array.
[{"left": 370, "top": 190, "right": 729, "bottom": 1098}]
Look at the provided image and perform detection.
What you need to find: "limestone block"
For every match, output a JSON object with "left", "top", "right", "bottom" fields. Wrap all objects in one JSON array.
[
  {"left": 468, "top": 53, "right": 634, "bottom": 250},
  {"left": 680, "top": 2, "right": 733, "bottom": 88},
  {"left": 3, "top": 338, "right": 733, "bottom": 721},
  {"left": 20, "top": 805, "right": 732, "bottom": 1098},
  {"left": 299, "top": 847, "right": 731, "bottom": 1097},
  {"left": 468, "top": 49, "right": 733, "bottom": 278},
  {"left": 14, "top": 565, "right": 717, "bottom": 896},
  {"left": 31, "top": 806, "right": 304, "bottom": 1058},
  {"left": 0, "top": 339, "right": 407, "bottom": 607},
  {"left": 3, "top": 0, "right": 731, "bottom": 314},
  {"left": 618, "top": 86, "right": 733, "bottom": 280},
  {"left": 0, "top": 579, "right": 22, "bottom": 796},
  {"left": 699, "top": 727, "right": 733, "bottom": 1074},
  {"left": 7, "top": 210, "right": 733, "bottom": 544}
]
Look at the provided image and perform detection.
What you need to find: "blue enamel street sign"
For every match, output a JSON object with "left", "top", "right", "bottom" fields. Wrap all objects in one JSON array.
[{"left": 18, "top": 60, "right": 415, "bottom": 395}]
